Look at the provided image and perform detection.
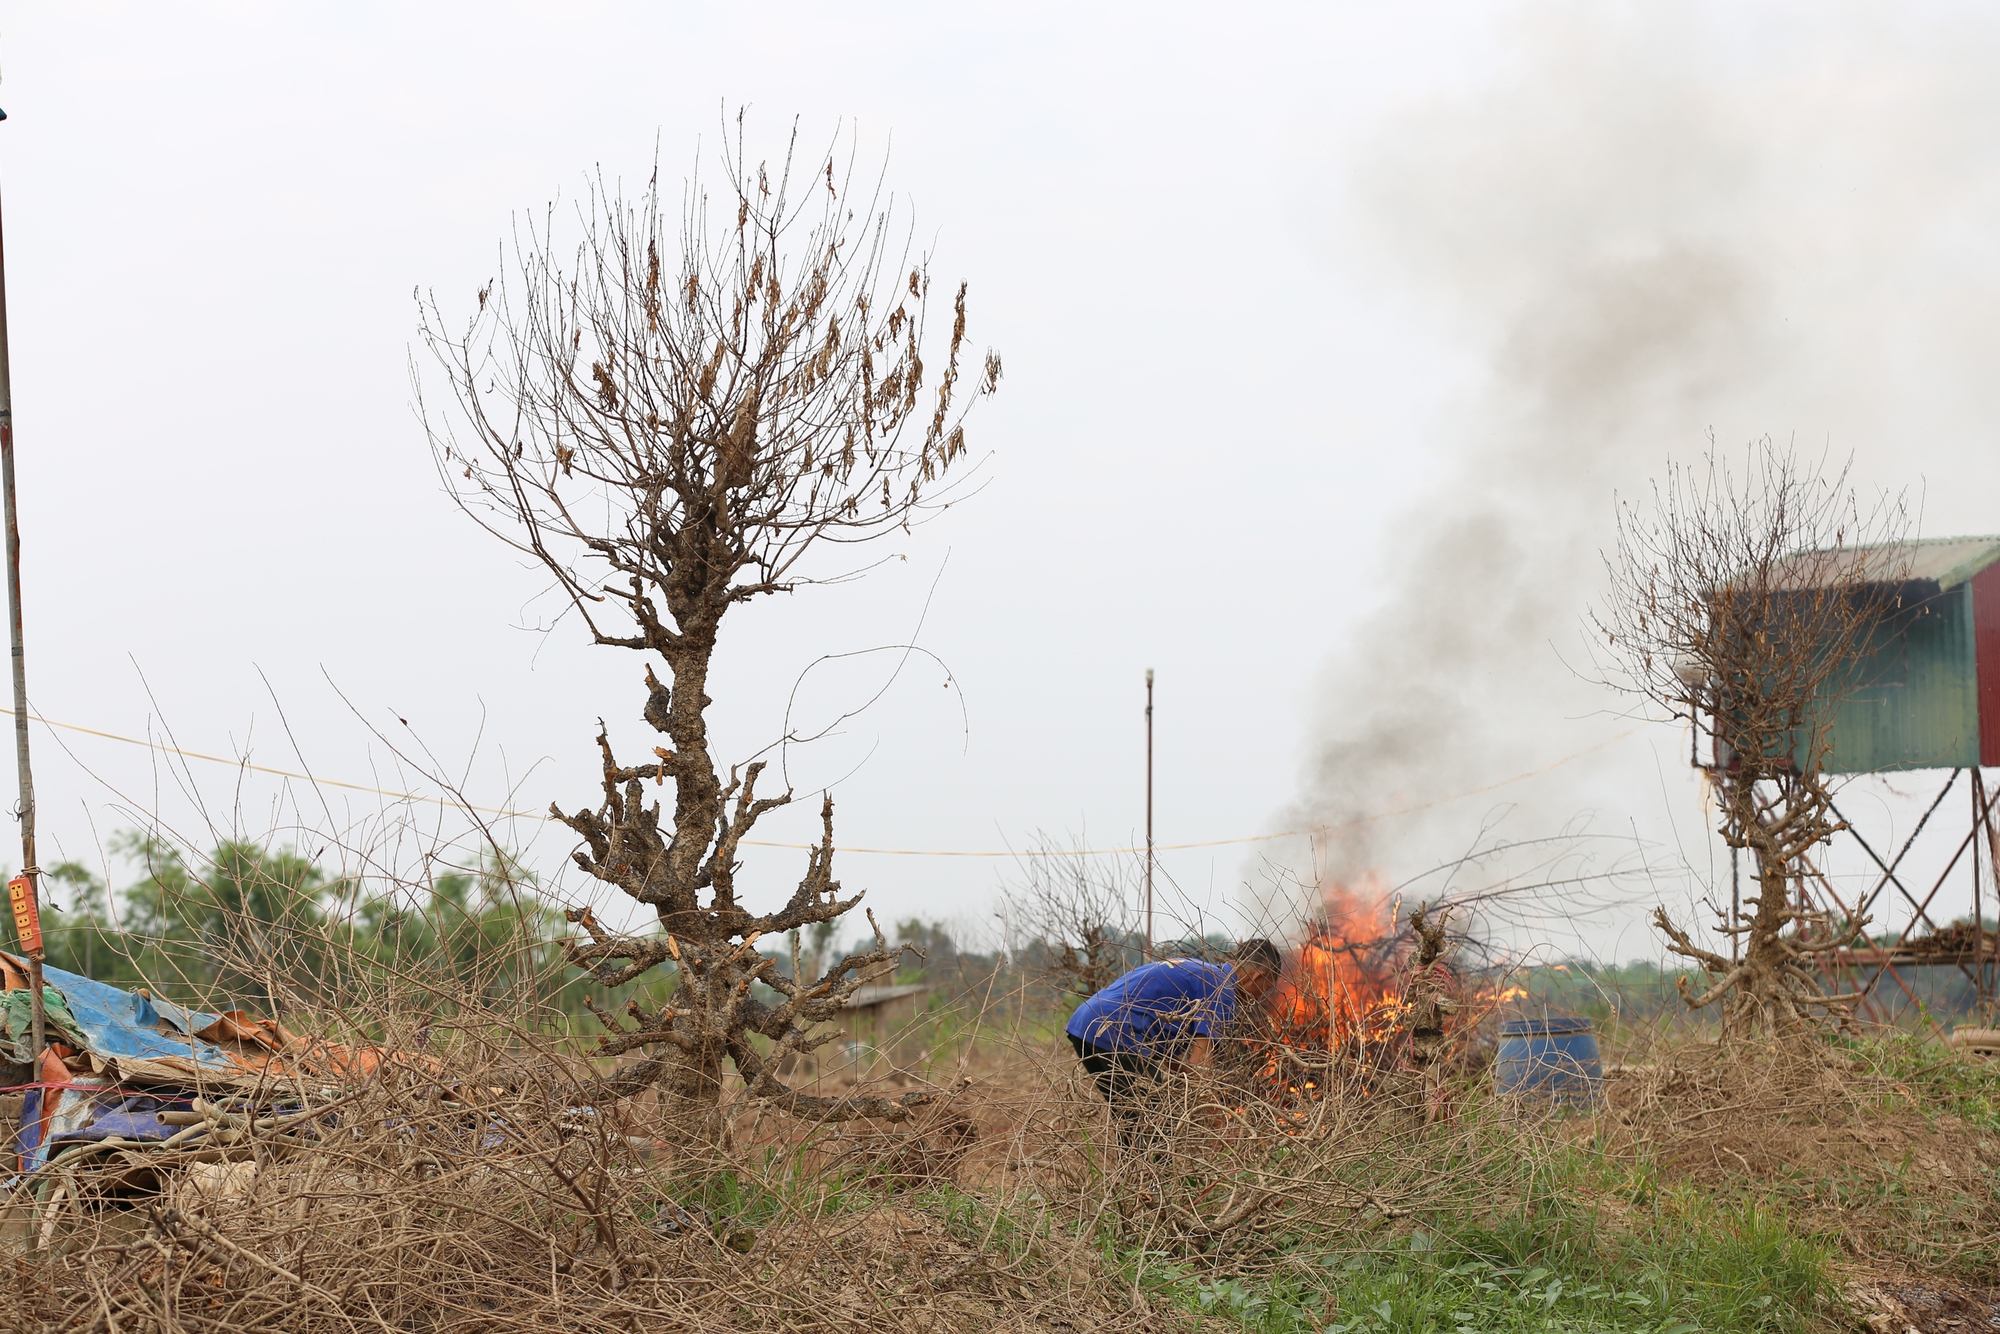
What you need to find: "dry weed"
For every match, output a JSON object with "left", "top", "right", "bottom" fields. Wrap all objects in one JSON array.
[
  {"left": 1599, "top": 1033, "right": 2000, "bottom": 1278},
  {"left": 0, "top": 1021, "right": 1174, "bottom": 1333}
]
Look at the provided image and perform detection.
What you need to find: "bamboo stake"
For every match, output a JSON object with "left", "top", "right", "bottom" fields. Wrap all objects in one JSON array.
[{"left": 0, "top": 101, "right": 48, "bottom": 1060}]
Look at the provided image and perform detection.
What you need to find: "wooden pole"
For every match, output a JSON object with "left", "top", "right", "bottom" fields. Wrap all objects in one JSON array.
[
  {"left": 1730, "top": 844, "right": 1739, "bottom": 965},
  {"left": 1144, "top": 668, "right": 1153, "bottom": 961},
  {"left": 0, "top": 106, "right": 47, "bottom": 1061}
]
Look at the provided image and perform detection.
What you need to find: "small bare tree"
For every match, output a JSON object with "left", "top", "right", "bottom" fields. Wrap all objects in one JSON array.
[
  {"left": 1000, "top": 838, "right": 1139, "bottom": 999},
  {"left": 418, "top": 121, "right": 1000, "bottom": 1137},
  {"left": 1597, "top": 439, "right": 1906, "bottom": 1035}
]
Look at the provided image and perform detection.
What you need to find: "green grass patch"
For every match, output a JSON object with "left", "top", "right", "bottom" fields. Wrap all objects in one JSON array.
[
  {"left": 1841, "top": 1027, "right": 2000, "bottom": 1133},
  {"left": 1120, "top": 1199, "right": 1832, "bottom": 1333},
  {"left": 1097, "top": 1135, "right": 1838, "bottom": 1333}
]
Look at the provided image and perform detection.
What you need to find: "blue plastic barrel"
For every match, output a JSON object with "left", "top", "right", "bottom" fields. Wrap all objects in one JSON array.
[{"left": 1495, "top": 1016, "right": 1603, "bottom": 1108}]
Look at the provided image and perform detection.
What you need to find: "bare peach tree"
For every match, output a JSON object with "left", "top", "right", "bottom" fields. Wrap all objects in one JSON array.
[
  {"left": 1598, "top": 440, "right": 1906, "bottom": 1035},
  {"left": 418, "top": 124, "right": 1000, "bottom": 1135},
  {"left": 1000, "top": 837, "right": 1140, "bottom": 1000}
]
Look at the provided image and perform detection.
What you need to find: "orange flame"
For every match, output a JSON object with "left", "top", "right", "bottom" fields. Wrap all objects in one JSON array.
[
  {"left": 1241, "top": 877, "right": 1500, "bottom": 1118},
  {"left": 1267, "top": 879, "right": 1407, "bottom": 1048}
]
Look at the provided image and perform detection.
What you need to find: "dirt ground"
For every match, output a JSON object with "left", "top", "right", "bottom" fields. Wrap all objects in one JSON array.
[{"left": 1845, "top": 1274, "right": 2000, "bottom": 1334}]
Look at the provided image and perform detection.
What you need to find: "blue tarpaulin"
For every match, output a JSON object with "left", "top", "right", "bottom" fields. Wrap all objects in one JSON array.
[
  {"left": 2, "top": 956, "right": 411, "bottom": 1178},
  {"left": 30, "top": 962, "right": 237, "bottom": 1072},
  {"left": 1, "top": 961, "right": 239, "bottom": 1175}
]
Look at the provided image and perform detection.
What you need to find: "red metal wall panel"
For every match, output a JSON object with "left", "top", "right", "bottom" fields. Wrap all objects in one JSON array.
[{"left": 1975, "top": 563, "right": 2000, "bottom": 765}]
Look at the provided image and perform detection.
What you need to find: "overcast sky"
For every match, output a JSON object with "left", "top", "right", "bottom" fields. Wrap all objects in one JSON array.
[{"left": 2, "top": 3, "right": 1997, "bottom": 961}]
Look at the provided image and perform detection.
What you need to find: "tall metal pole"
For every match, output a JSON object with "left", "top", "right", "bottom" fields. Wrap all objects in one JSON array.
[
  {"left": 1980, "top": 766, "right": 2000, "bottom": 1018},
  {"left": 0, "top": 110, "right": 47, "bottom": 1063},
  {"left": 1144, "top": 668, "right": 1154, "bottom": 961}
]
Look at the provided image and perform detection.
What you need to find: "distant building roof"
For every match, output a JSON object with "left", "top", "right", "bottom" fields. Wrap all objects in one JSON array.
[
  {"left": 1766, "top": 535, "right": 2000, "bottom": 593},
  {"left": 842, "top": 983, "right": 931, "bottom": 1011}
]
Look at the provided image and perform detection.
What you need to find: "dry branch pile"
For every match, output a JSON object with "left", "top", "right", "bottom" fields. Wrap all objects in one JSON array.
[{"left": 0, "top": 1034, "right": 1155, "bottom": 1334}]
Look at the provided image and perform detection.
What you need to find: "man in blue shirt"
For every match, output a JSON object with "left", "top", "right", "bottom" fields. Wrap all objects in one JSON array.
[{"left": 1065, "top": 939, "right": 1282, "bottom": 1144}]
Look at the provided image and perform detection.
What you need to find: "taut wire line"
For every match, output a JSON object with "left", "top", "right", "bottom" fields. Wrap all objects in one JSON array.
[{"left": 0, "top": 706, "right": 1643, "bottom": 859}]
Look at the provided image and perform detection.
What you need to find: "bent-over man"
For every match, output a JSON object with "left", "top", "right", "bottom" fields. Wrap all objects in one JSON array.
[{"left": 1064, "top": 939, "right": 1282, "bottom": 1145}]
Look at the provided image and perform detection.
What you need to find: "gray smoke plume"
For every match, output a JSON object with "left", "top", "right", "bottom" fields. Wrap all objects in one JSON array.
[{"left": 1263, "top": 4, "right": 2000, "bottom": 947}]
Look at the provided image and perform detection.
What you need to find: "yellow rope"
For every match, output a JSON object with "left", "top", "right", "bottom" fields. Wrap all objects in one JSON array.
[{"left": 0, "top": 706, "right": 1644, "bottom": 859}]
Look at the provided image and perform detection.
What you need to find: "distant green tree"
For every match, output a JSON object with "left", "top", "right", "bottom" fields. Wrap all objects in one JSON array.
[
  {"left": 895, "top": 919, "right": 957, "bottom": 971},
  {"left": 37, "top": 860, "right": 145, "bottom": 986},
  {"left": 25, "top": 833, "right": 609, "bottom": 1028},
  {"left": 350, "top": 851, "right": 565, "bottom": 1009},
  {"left": 805, "top": 920, "right": 840, "bottom": 982},
  {"left": 115, "top": 834, "right": 347, "bottom": 1012}
]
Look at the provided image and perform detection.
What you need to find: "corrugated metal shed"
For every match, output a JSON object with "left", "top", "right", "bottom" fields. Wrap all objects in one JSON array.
[
  {"left": 1977, "top": 562, "right": 2000, "bottom": 762},
  {"left": 1819, "top": 580, "right": 1979, "bottom": 772},
  {"left": 1770, "top": 536, "right": 2000, "bottom": 773}
]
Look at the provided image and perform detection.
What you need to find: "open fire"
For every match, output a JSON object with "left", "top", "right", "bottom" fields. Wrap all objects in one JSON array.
[
  {"left": 1233, "top": 880, "right": 1415, "bottom": 1108},
  {"left": 1268, "top": 880, "right": 1410, "bottom": 1052},
  {"left": 1239, "top": 880, "right": 1485, "bottom": 1111}
]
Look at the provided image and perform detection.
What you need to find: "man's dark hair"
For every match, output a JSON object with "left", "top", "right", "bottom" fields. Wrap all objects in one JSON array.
[{"left": 1232, "top": 938, "right": 1282, "bottom": 976}]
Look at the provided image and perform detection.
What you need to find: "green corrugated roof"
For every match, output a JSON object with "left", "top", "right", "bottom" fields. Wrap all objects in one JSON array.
[{"left": 1767, "top": 535, "right": 2000, "bottom": 592}]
